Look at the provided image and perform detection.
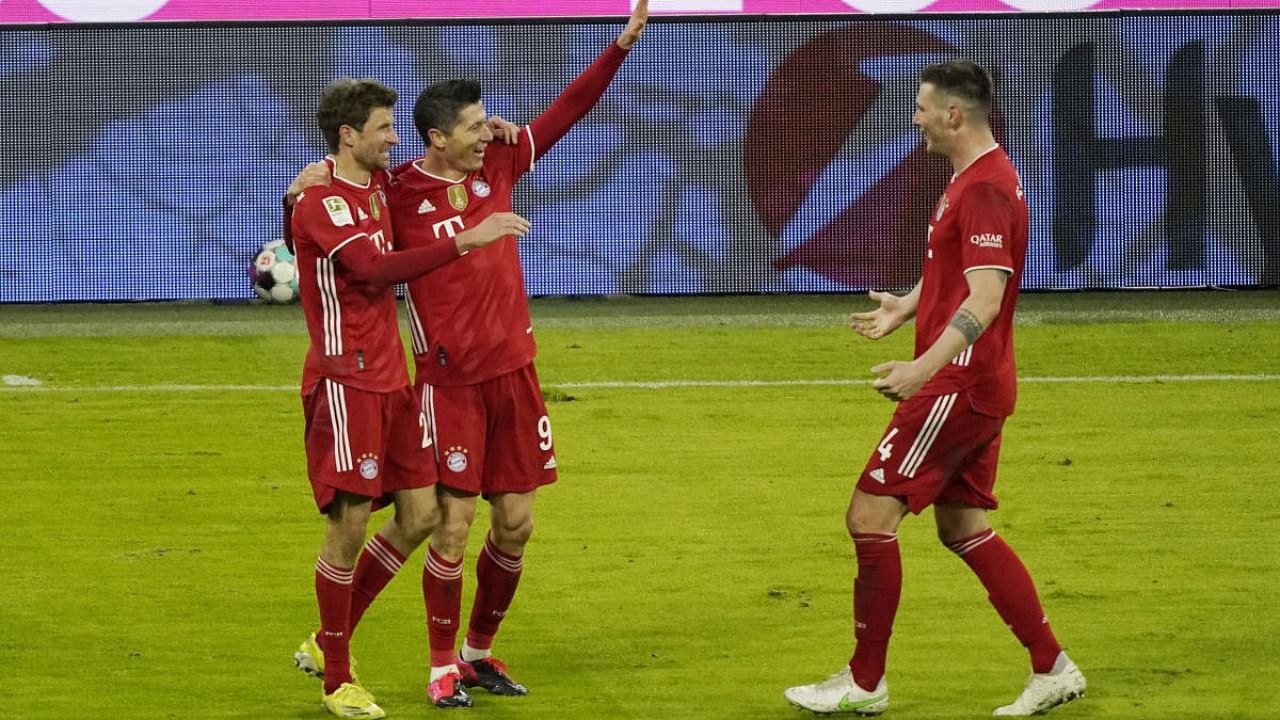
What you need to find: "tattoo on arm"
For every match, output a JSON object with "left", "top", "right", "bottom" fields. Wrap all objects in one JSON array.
[{"left": 949, "top": 307, "right": 984, "bottom": 346}]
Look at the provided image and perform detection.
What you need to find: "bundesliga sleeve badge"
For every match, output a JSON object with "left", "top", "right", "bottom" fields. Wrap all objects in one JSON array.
[{"left": 323, "top": 196, "right": 355, "bottom": 227}]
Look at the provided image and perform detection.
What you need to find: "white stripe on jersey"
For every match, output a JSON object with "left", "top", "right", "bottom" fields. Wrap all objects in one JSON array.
[
  {"left": 326, "top": 379, "right": 353, "bottom": 472},
  {"left": 316, "top": 258, "right": 343, "bottom": 356},
  {"left": 963, "top": 264, "right": 1014, "bottom": 274},
  {"left": 405, "top": 291, "right": 429, "bottom": 355},
  {"left": 328, "top": 232, "right": 367, "bottom": 259},
  {"left": 897, "top": 393, "right": 958, "bottom": 479},
  {"left": 525, "top": 125, "right": 536, "bottom": 172},
  {"left": 951, "top": 344, "right": 974, "bottom": 367},
  {"left": 421, "top": 383, "right": 440, "bottom": 463}
]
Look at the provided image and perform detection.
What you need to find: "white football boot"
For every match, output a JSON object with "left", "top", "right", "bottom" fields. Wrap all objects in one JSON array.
[
  {"left": 993, "top": 653, "right": 1086, "bottom": 716},
  {"left": 784, "top": 666, "right": 889, "bottom": 715}
]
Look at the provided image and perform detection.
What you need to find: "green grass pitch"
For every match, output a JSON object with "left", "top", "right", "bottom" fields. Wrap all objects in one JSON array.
[{"left": 2, "top": 291, "right": 1278, "bottom": 719}]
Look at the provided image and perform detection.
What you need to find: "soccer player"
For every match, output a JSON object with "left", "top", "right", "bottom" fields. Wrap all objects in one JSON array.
[
  {"left": 783, "top": 60, "right": 1086, "bottom": 717},
  {"left": 287, "top": 77, "right": 523, "bottom": 719},
  {"left": 389, "top": 1, "right": 649, "bottom": 708}
]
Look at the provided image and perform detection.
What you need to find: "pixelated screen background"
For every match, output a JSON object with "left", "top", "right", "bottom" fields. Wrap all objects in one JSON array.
[{"left": 1, "top": 14, "right": 1278, "bottom": 301}]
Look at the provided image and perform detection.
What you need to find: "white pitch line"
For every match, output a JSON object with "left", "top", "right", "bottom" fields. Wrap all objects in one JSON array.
[{"left": 1, "top": 374, "right": 1278, "bottom": 393}]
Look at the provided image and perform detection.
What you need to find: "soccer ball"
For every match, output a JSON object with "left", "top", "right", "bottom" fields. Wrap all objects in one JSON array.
[{"left": 250, "top": 239, "right": 299, "bottom": 304}]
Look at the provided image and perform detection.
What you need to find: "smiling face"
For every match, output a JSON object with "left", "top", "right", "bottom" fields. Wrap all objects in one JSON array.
[
  {"left": 913, "top": 82, "right": 955, "bottom": 157},
  {"left": 430, "top": 101, "right": 494, "bottom": 175},
  {"left": 345, "top": 106, "right": 399, "bottom": 172}
]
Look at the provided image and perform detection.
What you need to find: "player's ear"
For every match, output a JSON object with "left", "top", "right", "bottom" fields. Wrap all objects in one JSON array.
[{"left": 427, "top": 127, "right": 447, "bottom": 149}]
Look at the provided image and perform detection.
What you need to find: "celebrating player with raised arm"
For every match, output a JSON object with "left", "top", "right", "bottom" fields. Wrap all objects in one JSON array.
[
  {"left": 390, "top": 1, "right": 649, "bottom": 708},
  {"left": 784, "top": 60, "right": 1086, "bottom": 717},
  {"left": 285, "top": 78, "right": 516, "bottom": 720}
]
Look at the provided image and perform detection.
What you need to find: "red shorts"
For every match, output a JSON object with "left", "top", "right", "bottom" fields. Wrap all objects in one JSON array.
[
  {"left": 416, "top": 363, "right": 558, "bottom": 497},
  {"left": 303, "top": 380, "right": 438, "bottom": 514},
  {"left": 857, "top": 390, "right": 1005, "bottom": 514}
]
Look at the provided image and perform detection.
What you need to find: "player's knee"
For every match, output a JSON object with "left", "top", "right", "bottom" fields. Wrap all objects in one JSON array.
[
  {"left": 401, "top": 505, "right": 440, "bottom": 546},
  {"left": 324, "top": 515, "right": 369, "bottom": 566},
  {"left": 935, "top": 521, "right": 971, "bottom": 546},
  {"left": 434, "top": 514, "right": 472, "bottom": 556},
  {"left": 491, "top": 514, "right": 533, "bottom": 549},
  {"left": 846, "top": 504, "right": 895, "bottom": 536}
]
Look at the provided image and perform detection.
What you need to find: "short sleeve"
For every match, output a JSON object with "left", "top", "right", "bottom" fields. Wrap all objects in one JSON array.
[
  {"left": 956, "top": 182, "right": 1016, "bottom": 274},
  {"left": 292, "top": 190, "right": 368, "bottom": 258}
]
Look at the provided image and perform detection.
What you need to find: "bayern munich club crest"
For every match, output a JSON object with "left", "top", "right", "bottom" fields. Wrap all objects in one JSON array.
[
  {"left": 445, "top": 446, "right": 469, "bottom": 473},
  {"left": 358, "top": 453, "right": 379, "bottom": 480},
  {"left": 471, "top": 179, "right": 491, "bottom": 198}
]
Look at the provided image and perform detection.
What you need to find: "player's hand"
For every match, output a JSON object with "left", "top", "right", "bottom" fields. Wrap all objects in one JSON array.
[
  {"left": 455, "top": 212, "right": 531, "bottom": 253},
  {"left": 850, "top": 290, "right": 909, "bottom": 340},
  {"left": 870, "top": 360, "right": 929, "bottom": 402},
  {"left": 488, "top": 115, "right": 520, "bottom": 145},
  {"left": 285, "top": 161, "right": 332, "bottom": 205},
  {"left": 616, "top": 0, "right": 648, "bottom": 49}
]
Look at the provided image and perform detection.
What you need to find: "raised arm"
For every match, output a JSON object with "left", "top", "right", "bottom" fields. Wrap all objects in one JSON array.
[{"left": 526, "top": 0, "right": 648, "bottom": 158}]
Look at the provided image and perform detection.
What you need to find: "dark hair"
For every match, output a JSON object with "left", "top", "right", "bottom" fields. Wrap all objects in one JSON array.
[
  {"left": 413, "top": 80, "right": 483, "bottom": 142},
  {"left": 920, "top": 59, "right": 993, "bottom": 116},
  {"left": 315, "top": 78, "right": 397, "bottom": 153}
]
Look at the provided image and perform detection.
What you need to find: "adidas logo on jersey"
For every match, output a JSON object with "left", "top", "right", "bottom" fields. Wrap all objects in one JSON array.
[
  {"left": 543, "top": 456, "right": 557, "bottom": 470},
  {"left": 869, "top": 467, "right": 886, "bottom": 484},
  {"left": 418, "top": 198, "right": 436, "bottom": 214}
]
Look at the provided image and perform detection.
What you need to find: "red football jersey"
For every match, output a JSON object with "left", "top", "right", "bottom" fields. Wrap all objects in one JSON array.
[
  {"left": 291, "top": 161, "right": 409, "bottom": 395},
  {"left": 387, "top": 42, "right": 629, "bottom": 386},
  {"left": 914, "top": 146, "right": 1027, "bottom": 417},
  {"left": 389, "top": 130, "right": 538, "bottom": 386}
]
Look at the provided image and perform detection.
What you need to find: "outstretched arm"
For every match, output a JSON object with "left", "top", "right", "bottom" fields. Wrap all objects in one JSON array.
[
  {"left": 337, "top": 212, "right": 532, "bottom": 288},
  {"left": 870, "top": 269, "right": 1007, "bottom": 402},
  {"left": 527, "top": 0, "right": 648, "bottom": 159},
  {"left": 850, "top": 280, "right": 922, "bottom": 340}
]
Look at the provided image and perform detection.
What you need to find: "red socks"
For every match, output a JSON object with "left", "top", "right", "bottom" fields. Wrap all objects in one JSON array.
[
  {"left": 848, "top": 533, "right": 901, "bottom": 692},
  {"left": 948, "top": 528, "right": 1062, "bottom": 673},
  {"left": 348, "top": 533, "right": 406, "bottom": 635},
  {"left": 423, "top": 546, "right": 464, "bottom": 667},
  {"left": 466, "top": 534, "right": 524, "bottom": 651},
  {"left": 315, "top": 557, "right": 354, "bottom": 694}
]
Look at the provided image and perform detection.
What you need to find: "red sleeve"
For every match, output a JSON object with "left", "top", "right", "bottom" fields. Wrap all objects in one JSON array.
[
  {"left": 335, "top": 239, "right": 463, "bottom": 288},
  {"left": 293, "top": 191, "right": 368, "bottom": 258},
  {"left": 295, "top": 188, "right": 462, "bottom": 288},
  {"left": 282, "top": 196, "right": 295, "bottom": 252},
  {"left": 957, "top": 183, "right": 1016, "bottom": 274},
  {"left": 526, "top": 42, "right": 629, "bottom": 164}
]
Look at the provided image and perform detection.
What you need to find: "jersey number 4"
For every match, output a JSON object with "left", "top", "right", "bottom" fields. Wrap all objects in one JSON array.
[{"left": 877, "top": 428, "right": 900, "bottom": 461}]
